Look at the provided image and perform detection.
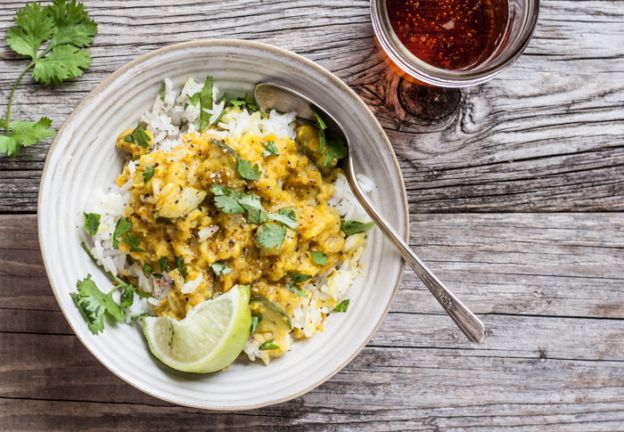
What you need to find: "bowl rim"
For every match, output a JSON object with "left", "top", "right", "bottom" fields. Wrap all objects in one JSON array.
[{"left": 37, "top": 38, "right": 410, "bottom": 411}]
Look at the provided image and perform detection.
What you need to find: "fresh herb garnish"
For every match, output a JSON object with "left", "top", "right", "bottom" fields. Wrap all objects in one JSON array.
[
  {"left": 211, "top": 184, "right": 245, "bottom": 214},
  {"left": 70, "top": 274, "right": 123, "bottom": 334},
  {"left": 268, "top": 208, "right": 297, "bottom": 230},
  {"left": 83, "top": 212, "right": 100, "bottom": 236},
  {"left": 211, "top": 261, "right": 231, "bottom": 276},
  {"left": 341, "top": 219, "right": 374, "bottom": 236},
  {"left": 112, "top": 217, "right": 132, "bottom": 249},
  {"left": 236, "top": 159, "right": 261, "bottom": 181},
  {"left": 143, "top": 263, "right": 153, "bottom": 277},
  {"left": 259, "top": 339, "right": 279, "bottom": 351},
  {"left": 262, "top": 141, "right": 278, "bottom": 157},
  {"left": 176, "top": 255, "right": 188, "bottom": 279},
  {"left": 291, "top": 272, "right": 312, "bottom": 283},
  {"left": 311, "top": 251, "right": 328, "bottom": 266},
  {"left": 228, "top": 94, "right": 258, "bottom": 112},
  {"left": 119, "top": 285, "right": 134, "bottom": 309},
  {"left": 238, "top": 193, "right": 267, "bottom": 224},
  {"left": 198, "top": 75, "right": 213, "bottom": 130},
  {"left": 1, "top": 0, "right": 97, "bottom": 156},
  {"left": 311, "top": 107, "right": 327, "bottom": 156},
  {"left": 142, "top": 165, "right": 154, "bottom": 183},
  {"left": 123, "top": 232, "right": 144, "bottom": 252},
  {"left": 256, "top": 223, "right": 286, "bottom": 250},
  {"left": 124, "top": 126, "right": 151, "bottom": 148},
  {"left": 333, "top": 299, "right": 350, "bottom": 313},
  {"left": 323, "top": 135, "right": 348, "bottom": 166},
  {"left": 159, "top": 256, "right": 170, "bottom": 273},
  {"left": 286, "top": 283, "right": 308, "bottom": 297},
  {"left": 250, "top": 315, "right": 260, "bottom": 334}
]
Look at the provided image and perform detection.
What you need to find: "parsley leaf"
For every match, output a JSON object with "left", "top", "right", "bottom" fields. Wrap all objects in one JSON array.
[
  {"left": 286, "top": 283, "right": 308, "bottom": 297},
  {"left": 176, "top": 256, "right": 188, "bottom": 279},
  {"left": 341, "top": 219, "right": 374, "bottom": 236},
  {"left": 198, "top": 75, "right": 213, "bottom": 130},
  {"left": 259, "top": 339, "right": 280, "bottom": 351},
  {"left": 112, "top": 217, "right": 131, "bottom": 249},
  {"left": 236, "top": 159, "right": 261, "bottom": 181},
  {"left": 124, "top": 127, "right": 151, "bottom": 148},
  {"left": 211, "top": 185, "right": 245, "bottom": 214},
  {"left": 268, "top": 208, "right": 297, "bottom": 230},
  {"left": 256, "top": 223, "right": 286, "bottom": 250},
  {"left": 211, "top": 261, "right": 232, "bottom": 276},
  {"left": 83, "top": 212, "right": 100, "bottom": 236},
  {"left": 143, "top": 165, "right": 154, "bottom": 183},
  {"left": 262, "top": 141, "right": 278, "bottom": 157},
  {"left": 70, "top": 274, "right": 124, "bottom": 334},
  {"left": 311, "top": 251, "right": 328, "bottom": 266},
  {"left": 333, "top": 299, "right": 350, "bottom": 313}
]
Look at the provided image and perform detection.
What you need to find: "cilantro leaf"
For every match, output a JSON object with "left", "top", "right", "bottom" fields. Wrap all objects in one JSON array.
[
  {"left": 211, "top": 185, "right": 245, "bottom": 214},
  {"left": 198, "top": 75, "right": 213, "bottom": 130},
  {"left": 112, "top": 217, "right": 131, "bottom": 249},
  {"left": 291, "top": 272, "right": 312, "bottom": 283},
  {"left": 256, "top": 223, "right": 286, "bottom": 250},
  {"left": 0, "top": 118, "right": 55, "bottom": 156},
  {"left": 263, "top": 141, "right": 278, "bottom": 157},
  {"left": 32, "top": 44, "right": 92, "bottom": 85},
  {"left": 143, "top": 263, "right": 153, "bottom": 277},
  {"left": 143, "top": 165, "right": 154, "bottom": 183},
  {"left": 83, "top": 212, "right": 100, "bottom": 236},
  {"left": 286, "top": 283, "right": 308, "bottom": 297},
  {"left": 70, "top": 274, "right": 124, "bottom": 334},
  {"left": 46, "top": 0, "right": 97, "bottom": 48},
  {"left": 236, "top": 159, "right": 261, "bottom": 181},
  {"left": 238, "top": 193, "right": 267, "bottom": 224},
  {"left": 6, "top": 3, "right": 54, "bottom": 59},
  {"left": 268, "top": 208, "right": 297, "bottom": 230},
  {"left": 176, "top": 256, "right": 188, "bottom": 279},
  {"left": 159, "top": 257, "right": 170, "bottom": 273},
  {"left": 123, "top": 232, "right": 144, "bottom": 252},
  {"left": 311, "top": 251, "right": 328, "bottom": 266},
  {"left": 333, "top": 299, "right": 350, "bottom": 313},
  {"left": 119, "top": 285, "right": 134, "bottom": 309},
  {"left": 341, "top": 219, "right": 374, "bottom": 236},
  {"left": 228, "top": 94, "right": 258, "bottom": 112},
  {"left": 259, "top": 339, "right": 280, "bottom": 351},
  {"left": 211, "top": 261, "right": 232, "bottom": 276},
  {"left": 323, "top": 135, "right": 348, "bottom": 166},
  {"left": 124, "top": 127, "right": 151, "bottom": 148}
]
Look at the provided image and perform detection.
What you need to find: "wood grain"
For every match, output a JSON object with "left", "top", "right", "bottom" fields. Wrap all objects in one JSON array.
[{"left": 0, "top": 0, "right": 623, "bottom": 212}]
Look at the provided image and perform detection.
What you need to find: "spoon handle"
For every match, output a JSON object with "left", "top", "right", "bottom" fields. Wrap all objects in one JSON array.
[{"left": 345, "top": 159, "right": 486, "bottom": 343}]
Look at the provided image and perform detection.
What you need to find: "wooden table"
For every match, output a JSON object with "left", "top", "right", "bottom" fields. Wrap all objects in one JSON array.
[{"left": 1, "top": 1, "right": 623, "bottom": 430}]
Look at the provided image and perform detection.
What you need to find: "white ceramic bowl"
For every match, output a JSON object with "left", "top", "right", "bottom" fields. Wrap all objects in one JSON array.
[{"left": 38, "top": 39, "right": 409, "bottom": 410}]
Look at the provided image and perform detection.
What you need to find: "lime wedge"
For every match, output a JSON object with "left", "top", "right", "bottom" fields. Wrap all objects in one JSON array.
[{"left": 142, "top": 285, "right": 251, "bottom": 373}]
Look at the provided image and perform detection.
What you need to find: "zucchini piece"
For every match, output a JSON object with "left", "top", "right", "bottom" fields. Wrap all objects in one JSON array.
[
  {"left": 157, "top": 187, "right": 206, "bottom": 219},
  {"left": 250, "top": 295, "right": 291, "bottom": 333}
]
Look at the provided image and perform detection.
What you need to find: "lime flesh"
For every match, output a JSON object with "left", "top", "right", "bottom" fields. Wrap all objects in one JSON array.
[{"left": 142, "top": 285, "right": 251, "bottom": 373}]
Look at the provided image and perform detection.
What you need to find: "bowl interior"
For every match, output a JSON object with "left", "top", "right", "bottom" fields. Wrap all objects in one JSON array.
[{"left": 38, "top": 40, "right": 408, "bottom": 410}]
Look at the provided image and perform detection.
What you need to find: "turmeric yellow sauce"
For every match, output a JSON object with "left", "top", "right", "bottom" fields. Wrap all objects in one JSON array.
[{"left": 113, "top": 113, "right": 362, "bottom": 361}]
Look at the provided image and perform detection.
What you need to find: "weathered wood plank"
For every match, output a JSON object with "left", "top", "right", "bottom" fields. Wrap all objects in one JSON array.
[
  {"left": 0, "top": 0, "right": 623, "bottom": 212},
  {"left": 3, "top": 213, "right": 623, "bottom": 318}
]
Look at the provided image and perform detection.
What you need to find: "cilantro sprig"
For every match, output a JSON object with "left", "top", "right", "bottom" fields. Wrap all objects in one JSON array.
[
  {"left": 71, "top": 274, "right": 124, "bottom": 334},
  {"left": 1, "top": 1, "right": 97, "bottom": 156}
]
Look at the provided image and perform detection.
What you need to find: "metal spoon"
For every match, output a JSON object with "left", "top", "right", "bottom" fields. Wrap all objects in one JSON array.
[{"left": 254, "top": 83, "right": 486, "bottom": 343}]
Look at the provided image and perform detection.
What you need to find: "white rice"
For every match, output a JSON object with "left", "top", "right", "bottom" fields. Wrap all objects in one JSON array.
[{"left": 82, "top": 77, "right": 375, "bottom": 361}]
